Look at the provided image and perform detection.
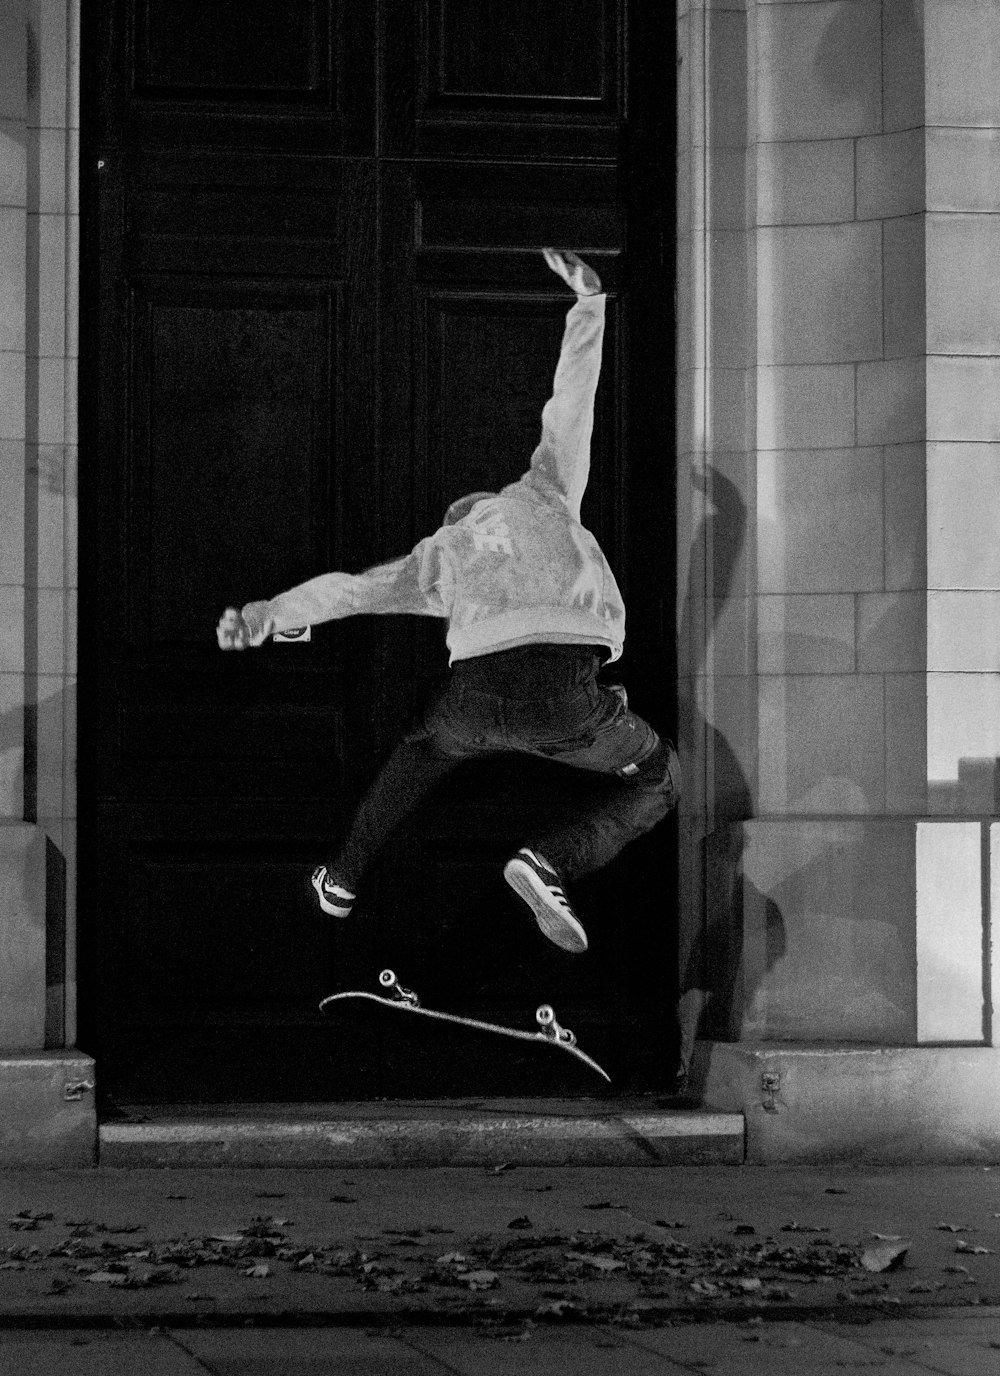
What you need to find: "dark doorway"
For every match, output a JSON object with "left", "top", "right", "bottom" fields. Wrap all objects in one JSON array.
[{"left": 78, "top": 1, "right": 676, "bottom": 1103}]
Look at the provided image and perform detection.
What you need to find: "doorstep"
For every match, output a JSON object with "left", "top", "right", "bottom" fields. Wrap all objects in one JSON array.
[{"left": 99, "top": 1098, "right": 745, "bottom": 1168}]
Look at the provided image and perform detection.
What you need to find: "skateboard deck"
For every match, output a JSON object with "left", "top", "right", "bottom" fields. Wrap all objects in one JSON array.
[{"left": 320, "top": 969, "right": 611, "bottom": 1083}]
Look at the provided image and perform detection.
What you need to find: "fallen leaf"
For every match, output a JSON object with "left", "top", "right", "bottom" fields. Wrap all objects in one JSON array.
[
  {"left": 764, "top": 1285, "right": 794, "bottom": 1300},
  {"left": 564, "top": 1251, "right": 626, "bottom": 1273},
  {"left": 460, "top": 1269, "right": 499, "bottom": 1289},
  {"left": 689, "top": 1278, "right": 721, "bottom": 1296},
  {"left": 534, "top": 1298, "right": 582, "bottom": 1320},
  {"left": 860, "top": 1241, "right": 909, "bottom": 1273}
]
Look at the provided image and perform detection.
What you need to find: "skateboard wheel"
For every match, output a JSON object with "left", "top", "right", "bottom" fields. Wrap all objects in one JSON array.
[
  {"left": 379, "top": 969, "right": 396, "bottom": 988},
  {"left": 536, "top": 1004, "right": 554, "bottom": 1027},
  {"left": 559, "top": 1028, "right": 577, "bottom": 1046}
]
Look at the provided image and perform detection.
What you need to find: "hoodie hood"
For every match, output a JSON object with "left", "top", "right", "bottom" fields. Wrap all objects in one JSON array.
[{"left": 443, "top": 491, "right": 496, "bottom": 526}]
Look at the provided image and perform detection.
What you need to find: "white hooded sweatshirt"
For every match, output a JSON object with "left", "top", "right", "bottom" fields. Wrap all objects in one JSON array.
[{"left": 241, "top": 293, "right": 625, "bottom": 664}]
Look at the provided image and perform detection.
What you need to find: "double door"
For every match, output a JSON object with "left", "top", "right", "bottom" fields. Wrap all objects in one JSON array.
[{"left": 80, "top": 0, "right": 675, "bottom": 1101}]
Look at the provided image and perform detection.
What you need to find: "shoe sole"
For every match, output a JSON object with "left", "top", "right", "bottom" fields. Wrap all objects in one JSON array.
[
  {"left": 311, "top": 870, "right": 354, "bottom": 918},
  {"left": 503, "top": 859, "right": 588, "bottom": 954}
]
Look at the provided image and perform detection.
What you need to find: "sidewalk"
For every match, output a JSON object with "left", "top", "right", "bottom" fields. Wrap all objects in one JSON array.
[
  {"left": 4, "top": 1311, "right": 1000, "bottom": 1375},
  {"left": 1, "top": 1163, "right": 999, "bottom": 1327}
]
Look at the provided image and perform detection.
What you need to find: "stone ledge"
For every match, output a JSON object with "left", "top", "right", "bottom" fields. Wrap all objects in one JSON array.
[
  {"left": 0, "top": 1051, "right": 97, "bottom": 1167},
  {"left": 99, "top": 1100, "right": 745, "bottom": 1168},
  {"left": 693, "top": 1041, "right": 1000, "bottom": 1165}
]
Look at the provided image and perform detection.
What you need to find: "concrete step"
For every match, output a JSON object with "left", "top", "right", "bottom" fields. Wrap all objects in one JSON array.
[{"left": 99, "top": 1098, "right": 745, "bottom": 1168}]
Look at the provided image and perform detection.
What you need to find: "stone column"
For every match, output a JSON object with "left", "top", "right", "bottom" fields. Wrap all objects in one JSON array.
[
  {"left": 0, "top": 0, "right": 93, "bottom": 1166},
  {"left": 678, "top": 0, "right": 1000, "bottom": 1158}
]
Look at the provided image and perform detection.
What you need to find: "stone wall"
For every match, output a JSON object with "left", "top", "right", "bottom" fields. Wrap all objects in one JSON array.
[
  {"left": 677, "top": 0, "right": 1000, "bottom": 1064},
  {"left": 0, "top": 0, "right": 80, "bottom": 1053}
]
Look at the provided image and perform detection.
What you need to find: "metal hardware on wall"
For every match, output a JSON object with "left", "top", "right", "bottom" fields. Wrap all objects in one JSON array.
[
  {"left": 761, "top": 1071, "right": 781, "bottom": 1113},
  {"left": 63, "top": 1080, "right": 95, "bottom": 1102}
]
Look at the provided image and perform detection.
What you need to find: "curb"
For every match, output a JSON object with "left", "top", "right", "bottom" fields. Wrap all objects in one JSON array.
[
  {"left": 0, "top": 1298, "right": 991, "bottom": 1331},
  {"left": 99, "top": 1106, "right": 745, "bottom": 1168}
]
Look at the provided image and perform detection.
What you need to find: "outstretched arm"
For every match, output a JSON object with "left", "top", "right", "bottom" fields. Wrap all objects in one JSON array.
[
  {"left": 520, "top": 249, "right": 606, "bottom": 521},
  {"left": 217, "top": 537, "right": 452, "bottom": 650}
]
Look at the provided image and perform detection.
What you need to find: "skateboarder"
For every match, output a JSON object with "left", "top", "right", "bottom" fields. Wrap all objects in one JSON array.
[{"left": 217, "top": 249, "right": 680, "bottom": 955}]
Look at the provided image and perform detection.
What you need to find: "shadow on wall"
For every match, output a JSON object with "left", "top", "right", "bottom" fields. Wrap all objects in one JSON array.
[
  {"left": 930, "top": 762, "right": 1000, "bottom": 815},
  {"left": 0, "top": 685, "right": 68, "bottom": 1049},
  {"left": 675, "top": 466, "right": 785, "bottom": 1088}
]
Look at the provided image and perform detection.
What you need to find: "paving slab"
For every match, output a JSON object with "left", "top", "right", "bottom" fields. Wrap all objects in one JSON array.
[
  {"left": 5, "top": 1316, "right": 1000, "bottom": 1376},
  {"left": 0, "top": 1329, "right": 206, "bottom": 1374}
]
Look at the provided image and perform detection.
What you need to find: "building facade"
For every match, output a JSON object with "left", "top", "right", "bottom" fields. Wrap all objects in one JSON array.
[{"left": 2, "top": 0, "right": 1000, "bottom": 1162}]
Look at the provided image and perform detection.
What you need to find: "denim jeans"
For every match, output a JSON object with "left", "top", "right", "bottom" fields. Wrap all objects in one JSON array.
[{"left": 333, "top": 644, "right": 680, "bottom": 887}]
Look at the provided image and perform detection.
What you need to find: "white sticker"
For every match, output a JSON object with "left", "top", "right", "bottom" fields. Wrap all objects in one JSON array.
[{"left": 273, "top": 626, "right": 311, "bottom": 642}]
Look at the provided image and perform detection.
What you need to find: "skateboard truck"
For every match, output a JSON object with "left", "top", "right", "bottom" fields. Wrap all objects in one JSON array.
[
  {"left": 379, "top": 968, "right": 420, "bottom": 1007},
  {"left": 535, "top": 1003, "right": 577, "bottom": 1047}
]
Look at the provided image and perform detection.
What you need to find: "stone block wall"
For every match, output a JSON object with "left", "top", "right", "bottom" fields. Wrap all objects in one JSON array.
[
  {"left": 0, "top": 0, "right": 79, "bottom": 1053},
  {"left": 923, "top": 2, "right": 1000, "bottom": 814},
  {"left": 677, "top": 0, "right": 1000, "bottom": 1065}
]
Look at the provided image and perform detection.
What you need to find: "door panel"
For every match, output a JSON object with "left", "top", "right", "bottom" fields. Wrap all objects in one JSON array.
[
  {"left": 97, "top": 0, "right": 375, "bottom": 153},
  {"left": 81, "top": 0, "right": 676, "bottom": 1103},
  {"left": 384, "top": 0, "right": 624, "bottom": 158}
]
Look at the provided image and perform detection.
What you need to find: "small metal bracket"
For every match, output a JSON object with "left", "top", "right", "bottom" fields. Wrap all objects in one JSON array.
[
  {"left": 63, "top": 1080, "right": 94, "bottom": 1102},
  {"left": 761, "top": 1070, "right": 781, "bottom": 1113}
]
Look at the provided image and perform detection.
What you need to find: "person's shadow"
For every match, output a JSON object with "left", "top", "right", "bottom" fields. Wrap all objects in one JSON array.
[
  {"left": 674, "top": 465, "right": 785, "bottom": 1091},
  {"left": 0, "top": 682, "right": 68, "bottom": 1050}
]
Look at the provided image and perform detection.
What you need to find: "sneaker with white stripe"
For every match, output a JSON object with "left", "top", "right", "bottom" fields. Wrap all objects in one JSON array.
[
  {"left": 311, "top": 866, "right": 356, "bottom": 918},
  {"left": 503, "top": 848, "right": 588, "bottom": 954}
]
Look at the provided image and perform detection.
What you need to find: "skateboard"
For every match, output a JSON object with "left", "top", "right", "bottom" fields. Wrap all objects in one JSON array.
[{"left": 319, "top": 969, "right": 611, "bottom": 1084}]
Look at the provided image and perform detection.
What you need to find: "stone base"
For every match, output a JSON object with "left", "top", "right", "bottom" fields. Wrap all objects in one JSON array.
[
  {"left": 693, "top": 1041, "right": 1000, "bottom": 1164},
  {"left": 0, "top": 1052, "right": 96, "bottom": 1167}
]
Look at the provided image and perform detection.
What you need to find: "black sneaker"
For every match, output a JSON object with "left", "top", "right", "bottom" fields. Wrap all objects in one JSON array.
[
  {"left": 311, "top": 866, "right": 356, "bottom": 918},
  {"left": 503, "top": 848, "right": 588, "bottom": 954}
]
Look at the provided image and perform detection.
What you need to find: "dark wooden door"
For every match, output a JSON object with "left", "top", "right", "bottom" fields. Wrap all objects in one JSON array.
[{"left": 79, "top": 1, "right": 675, "bottom": 1103}]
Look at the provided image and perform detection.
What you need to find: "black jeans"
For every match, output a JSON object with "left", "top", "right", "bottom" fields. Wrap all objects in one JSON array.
[{"left": 333, "top": 645, "right": 680, "bottom": 887}]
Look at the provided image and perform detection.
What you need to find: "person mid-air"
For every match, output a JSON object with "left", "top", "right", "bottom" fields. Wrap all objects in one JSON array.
[{"left": 218, "top": 249, "right": 680, "bottom": 955}]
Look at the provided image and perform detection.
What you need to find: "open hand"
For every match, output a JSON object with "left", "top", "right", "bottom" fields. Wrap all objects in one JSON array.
[
  {"left": 217, "top": 607, "right": 273, "bottom": 650},
  {"left": 542, "top": 248, "right": 602, "bottom": 296}
]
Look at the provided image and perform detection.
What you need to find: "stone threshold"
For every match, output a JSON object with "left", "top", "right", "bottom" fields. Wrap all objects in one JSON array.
[{"left": 99, "top": 1098, "right": 745, "bottom": 1167}]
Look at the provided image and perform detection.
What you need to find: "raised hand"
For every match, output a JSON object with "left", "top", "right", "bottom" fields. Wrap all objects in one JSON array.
[{"left": 542, "top": 248, "right": 603, "bottom": 296}]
